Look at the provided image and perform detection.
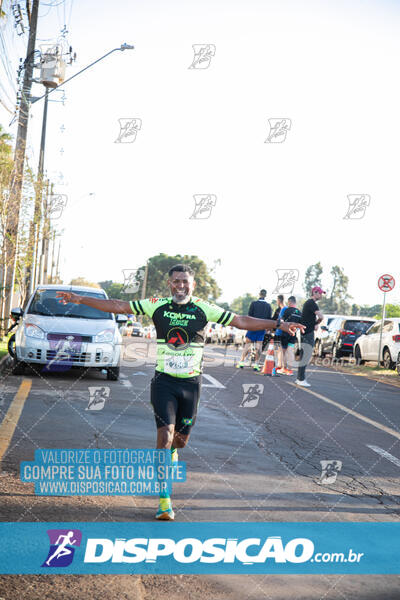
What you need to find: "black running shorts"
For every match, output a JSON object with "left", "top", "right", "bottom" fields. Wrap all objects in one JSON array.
[{"left": 150, "top": 371, "right": 201, "bottom": 434}]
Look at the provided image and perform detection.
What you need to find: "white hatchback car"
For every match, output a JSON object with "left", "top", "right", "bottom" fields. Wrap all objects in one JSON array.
[
  {"left": 11, "top": 285, "right": 127, "bottom": 380},
  {"left": 314, "top": 314, "right": 346, "bottom": 356},
  {"left": 354, "top": 318, "right": 400, "bottom": 369}
]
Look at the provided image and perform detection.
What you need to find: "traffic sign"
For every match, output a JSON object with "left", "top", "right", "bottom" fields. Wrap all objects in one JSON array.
[
  {"left": 377, "top": 274, "right": 396, "bottom": 368},
  {"left": 378, "top": 274, "right": 395, "bottom": 292}
]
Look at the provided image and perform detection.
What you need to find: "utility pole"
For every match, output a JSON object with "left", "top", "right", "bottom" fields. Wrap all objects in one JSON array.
[
  {"left": 141, "top": 262, "right": 148, "bottom": 301},
  {"left": 26, "top": 87, "right": 49, "bottom": 292},
  {"left": 49, "top": 230, "right": 56, "bottom": 283},
  {"left": 55, "top": 238, "right": 61, "bottom": 282},
  {"left": 36, "top": 179, "right": 49, "bottom": 285},
  {"left": 137, "top": 262, "right": 148, "bottom": 325},
  {"left": 41, "top": 181, "right": 52, "bottom": 284},
  {"left": 2, "top": 0, "right": 40, "bottom": 335}
]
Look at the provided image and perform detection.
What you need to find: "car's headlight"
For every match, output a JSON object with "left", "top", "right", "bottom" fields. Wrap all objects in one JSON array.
[
  {"left": 94, "top": 329, "right": 114, "bottom": 343},
  {"left": 25, "top": 323, "right": 45, "bottom": 339}
]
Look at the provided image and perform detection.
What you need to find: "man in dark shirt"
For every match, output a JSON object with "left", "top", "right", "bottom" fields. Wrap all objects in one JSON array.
[
  {"left": 272, "top": 294, "right": 285, "bottom": 369},
  {"left": 237, "top": 289, "right": 272, "bottom": 370},
  {"left": 295, "top": 286, "right": 325, "bottom": 387}
]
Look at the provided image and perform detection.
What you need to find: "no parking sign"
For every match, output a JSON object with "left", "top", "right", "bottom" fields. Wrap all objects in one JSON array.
[
  {"left": 378, "top": 274, "right": 395, "bottom": 293},
  {"left": 377, "top": 274, "right": 396, "bottom": 366}
]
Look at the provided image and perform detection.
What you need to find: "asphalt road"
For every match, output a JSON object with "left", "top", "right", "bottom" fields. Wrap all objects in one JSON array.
[{"left": 1, "top": 339, "right": 400, "bottom": 599}]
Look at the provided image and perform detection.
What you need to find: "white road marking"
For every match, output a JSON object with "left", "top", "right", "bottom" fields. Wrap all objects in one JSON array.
[
  {"left": 202, "top": 373, "right": 226, "bottom": 389},
  {"left": 287, "top": 382, "right": 400, "bottom": 441},
  {"left": 306, "top": 369, "right": 348, "bottom": 374},
  {"left": 367, "top": 445, "right": 400, "bottom": 468},
  {"left": 121, "top": 379, "right": 132, "bottom": 389}
]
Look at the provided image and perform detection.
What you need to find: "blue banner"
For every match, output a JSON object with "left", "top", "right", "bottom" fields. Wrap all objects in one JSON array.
[
  {"left": 20, "top": 449, "right": 186, "bottom": 496},
  {"left": 0, "top": 522, "right": 399, "bottom": 574}
]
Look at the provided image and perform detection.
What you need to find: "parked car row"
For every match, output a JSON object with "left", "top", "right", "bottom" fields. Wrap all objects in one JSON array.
[
  {"left": 314, "top": 316, "right": 375, "bottom": 359},
  {"left": 354, "top": 318, "right": 400, "bottom": 369},
  {"left": 204, "top": 323, "right": 245, "bottom": 346},
  {"left": 120, "top": 321, "right": 156, "bottom": 339},
  {"left": 314, "top": 314, "right": 400, "bottom": 371}
]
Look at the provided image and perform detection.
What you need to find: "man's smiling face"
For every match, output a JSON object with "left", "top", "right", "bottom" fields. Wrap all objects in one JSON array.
[{"left": 168, "top": 271, "right": 196, "bottom": 304}]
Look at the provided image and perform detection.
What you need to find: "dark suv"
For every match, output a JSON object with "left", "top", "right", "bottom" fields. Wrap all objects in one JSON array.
[{"left": 319, "top": 317, "right": 376, "bottom": 359}]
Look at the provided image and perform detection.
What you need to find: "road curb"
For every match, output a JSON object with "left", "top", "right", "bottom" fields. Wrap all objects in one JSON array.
[{"left": 0, "top": 354, "right": 12, "bottom": 376}]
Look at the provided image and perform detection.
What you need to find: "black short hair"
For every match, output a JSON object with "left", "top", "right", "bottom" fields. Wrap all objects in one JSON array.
[
  {"left": 260, "top": 289, "right": 267, "bottom": 296},
  {"left": 168, "top": 264, "right": 195, "bottom": 278},
  {"left": 277, "top": 294, "right": 284, "bottom": 302},
  {"left": 288, "top": 296, "right": 296, "bottom": 303}
]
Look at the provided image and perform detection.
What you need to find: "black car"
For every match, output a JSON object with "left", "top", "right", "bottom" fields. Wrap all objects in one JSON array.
[
  {"left": 131, "top": 323, "right": 144, "bottom": 337},
  {"left": 319, "top": 317, "right": 375, "bottom": 359}
]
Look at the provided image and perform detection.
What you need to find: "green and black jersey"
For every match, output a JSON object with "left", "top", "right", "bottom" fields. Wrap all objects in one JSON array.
[{"left": 129, "top": 296, "right": 236, "bottom": 378}]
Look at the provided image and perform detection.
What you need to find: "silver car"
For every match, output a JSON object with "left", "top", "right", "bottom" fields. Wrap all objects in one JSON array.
[{"left": 11, "top": 285, "right": 127, "bottom": 380}]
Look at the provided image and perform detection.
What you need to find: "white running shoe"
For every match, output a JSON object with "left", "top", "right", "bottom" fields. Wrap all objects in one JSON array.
[{"left": 295, "top": 379, "right": 311, "bottom": 387}]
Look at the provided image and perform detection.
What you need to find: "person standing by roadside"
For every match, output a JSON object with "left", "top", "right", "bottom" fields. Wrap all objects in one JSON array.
[
  {"left": 237, "top": 289, "right": 272, "bottom": 371},
  {"left": 278, "top": 296, "right": 302, "bottom": 375},
  {"left": 272, "top": 294, "right": 285, "bottom": 370},
  {"left": 295, "top": 287, "right": 325, "bottom": 387}
]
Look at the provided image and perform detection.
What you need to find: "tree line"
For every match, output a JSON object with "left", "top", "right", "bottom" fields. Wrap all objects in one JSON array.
[{"left": 69, "top": 257, "right": 399, "bottom": 320}]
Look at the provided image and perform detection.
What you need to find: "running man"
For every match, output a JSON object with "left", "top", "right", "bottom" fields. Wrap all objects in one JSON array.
[
  {"left": 56, "top": 265, "right": 304, "bottom": 520},
  {"left": 45, "top": 531, "right": 77, "bottom": 566},
  {"left": 237, "top": 289, "right": 271, "bottom": 371}
]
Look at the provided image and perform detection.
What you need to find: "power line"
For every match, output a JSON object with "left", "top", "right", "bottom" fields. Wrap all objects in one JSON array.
[
  {"left": 0, "top": 31, "right": 18, "bottom": 93},
  {"left": 41, "top": 0, "right": 65, "bottom": 6}
]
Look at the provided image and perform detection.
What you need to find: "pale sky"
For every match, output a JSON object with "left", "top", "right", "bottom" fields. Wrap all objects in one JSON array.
[{"left": 1, "top": 0, "right": 400, "bottom": 306}]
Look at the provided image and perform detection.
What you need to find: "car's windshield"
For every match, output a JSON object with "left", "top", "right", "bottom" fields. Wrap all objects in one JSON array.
[
  {"left": 27, "top": 289, "right": 113, "bottom": 320},
  {"left": 344, "top": 320, "right": 374, "bottom": 334}
]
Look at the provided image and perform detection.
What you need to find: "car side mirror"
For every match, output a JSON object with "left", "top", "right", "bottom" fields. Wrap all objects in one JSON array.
[
  {"left": 11, "top": 307, "right": 23, "bottom": 320},
  {"left": 116, "top": 314, "right": 128, "bottom": 323}
]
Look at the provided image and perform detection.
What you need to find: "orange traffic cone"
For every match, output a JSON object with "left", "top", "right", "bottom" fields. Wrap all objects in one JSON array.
[{"left": 261, "top": 339, "right": 275, "bottom": 376}]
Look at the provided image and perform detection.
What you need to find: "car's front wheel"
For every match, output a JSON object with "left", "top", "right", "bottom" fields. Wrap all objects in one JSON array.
[
  {"left": 354, "top": 345, "right": 365, "bottom": 365},
  {"left": 315, "top": 340, "right": 324, "bottom": 358},
  {"left": 11, "top": 355, "right": 26, "bottom": 375},
  {"left": 8, "top": 334, "right": 16, "bottom": 358},
  {"left": 106, "top": 366, "right": 120, "bottom": 381},
  {"left": 383, "top": 348, "right": 395, "bottom": 370}
]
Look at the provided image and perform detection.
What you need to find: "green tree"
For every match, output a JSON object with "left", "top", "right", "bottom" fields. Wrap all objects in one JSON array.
[
  {"left": 70, "top": 277, "right": 101, "bottom": 289},
  {"left": 217, "top": 301, "right": 231, "bottom": 311},
  {"left": 373, "top": 304, "right": 400, "bottom": 319},
  {"left": 351, "top": 303, "right": 361, "bottom": 316},
  {"left": 357, "top": 304, "right": 381, "bottom": 318},
  {"left": 105, "top": 282, "right": 125, "bottom": 298},
  {"left": 319, "top": 266, "right": 352, "bottom": 314},
  {"left": 140, "top": 254, "right": 222, "bottom": 300},
  {"left": 98, "top": 280, "right": 113, "bottom": 293},
  {"left": 303, "top": 262, "right": 323, "bottom": 296},
  {"left": 230, "top": 293, "right": 257, "bottom": 315}
]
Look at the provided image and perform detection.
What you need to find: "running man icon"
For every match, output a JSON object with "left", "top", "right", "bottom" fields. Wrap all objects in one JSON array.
[
  {"left": 42, "top": 529, "right": 82, "bottom": 568},
  {"left": 45, "top": 336, "right": 80, "bottom": 369}
]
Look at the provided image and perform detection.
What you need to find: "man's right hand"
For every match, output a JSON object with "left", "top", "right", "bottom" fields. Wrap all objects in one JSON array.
[{"left": 55, "top": 291, "right": 81, "bottom": 305}]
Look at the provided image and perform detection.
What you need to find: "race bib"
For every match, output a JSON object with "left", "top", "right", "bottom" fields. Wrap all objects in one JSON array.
[{"left": 163, "top": 353, "right": 196, "bottom": 375}]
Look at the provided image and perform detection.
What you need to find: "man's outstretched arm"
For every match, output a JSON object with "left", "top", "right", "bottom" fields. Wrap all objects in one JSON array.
[
  {"left": 231, "top": 315, "right": 305, "bottom": 336},
  {"left": 55, "top": 291, "right": 132, "bottom": 314}
]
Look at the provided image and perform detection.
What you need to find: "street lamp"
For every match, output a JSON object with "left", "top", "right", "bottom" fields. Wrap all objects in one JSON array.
[
  {"left": 30, "top": 43, "right": 135, "bottom": 105},
  {"left": 27, "top": 44, "right": 134, "bottom": 291}
]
